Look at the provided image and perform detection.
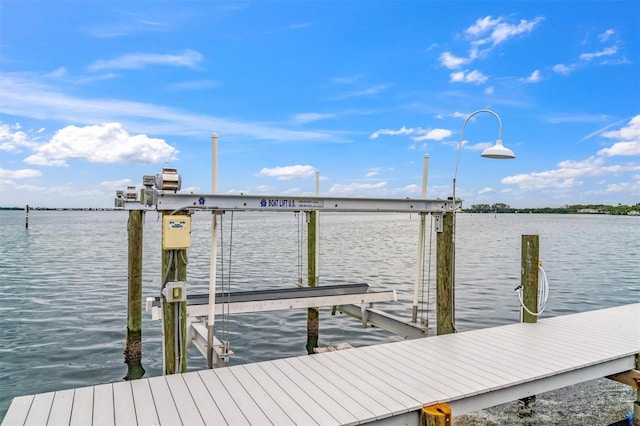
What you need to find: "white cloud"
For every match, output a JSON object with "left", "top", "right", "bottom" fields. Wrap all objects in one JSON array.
[
  {"left": 465, "top": 15, "right": 544, "bottom": 46},
  {"left": 365, "top": 168, "right": 381, "bottom": 177},
  {"left": 401, "top": 184, "right": 420, "bottom": 194},
  {"left": 23, "top": 155, "right": 68, "bottom": 167},
  {"left": 0, "top": 122, "right": 36, "bottom": 152},
  {"left": 465, "top": 16, "right": 502, "bottom": 38},
  {"left": 439, "top": 52, "right": 468, "bottom": 69},
  {"left": 258, "top": 165, "right": 315, "bottom": 180},
  {"left": 328, "top": 181, "right": 387, "bottom": 195},
  {"left": 293, "top": 113, "right": 336, "bottom": 123},
  {"left": 598, "top": 115, "right": 640, "bottom": 157},
  {"left": 330, "top": 83, "right": 392, "bottom": 100},
  {"left": 0, "top": 72, "right": 341, "bottom": 143},
  {"left": 483, "top": 86, "right": 495, "bottom": 95},
  {"left": 602, "top": 115, "right": 640, "bottom": 140},
  {"left": 370, "top": 126, "right": 415, "bottom": 139},
  {"left": 598, "top": 29, "right": 615, "bottom": 43},
  {"left": 100, "top": 179, "right": 133, "bottom": 191},
  {"left": 521, "top": 70, "right": 541, "bottom": 83},
  {"left": 369, "top": 126, "right": 452, "bottom": 142},
  {"left": 411, "top": 128, "right": 452, "bottom": 142},
  {"left": 23, "top": 122, "right": 179, "bottom": 166},
  {"left": 88, "top": 49, "right": 203, "bottom": 71},
  {"left": 579, "top": 46, "right": 618, "bottom": 62},
  {"left": 502, "top": 120, "right": 640, "bottom": 193},
  {"left": 552, "top": 64, "right": 574, "bottom": 75},
  {"left": 449, "top": 69, "right": 488, "bottom": 84},
  {"left": 605, "top": 180, "right": 640, "bottom": 194},
  {"left": 0, "top": 167, "right": 42, "bottom": 179}
]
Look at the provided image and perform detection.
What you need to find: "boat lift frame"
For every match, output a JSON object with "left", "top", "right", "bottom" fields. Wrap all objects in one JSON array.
[{"left": 119, "top": 189, "right": 460, "bottom": 366}]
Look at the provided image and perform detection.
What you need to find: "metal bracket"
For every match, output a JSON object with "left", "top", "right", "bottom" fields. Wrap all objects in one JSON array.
[
  {"left": 434, "top": 213, "right": 443, "bottom": 233},
  {"left": 360, "top": 304, "right": 369, "bottom": 328}
]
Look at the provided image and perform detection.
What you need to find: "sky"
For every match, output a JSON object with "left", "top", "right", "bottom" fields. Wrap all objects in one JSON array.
[{"left": 1, "top": 1, "right": 639, "bottom": 209}]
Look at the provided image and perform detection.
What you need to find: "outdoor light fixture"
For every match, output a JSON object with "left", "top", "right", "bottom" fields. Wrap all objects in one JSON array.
[
  {"left": 450, "top": 109, "right": 515, "bottom": 331},
  {"left": 453, "top": 109, "right": 515, "bottom": 203}
]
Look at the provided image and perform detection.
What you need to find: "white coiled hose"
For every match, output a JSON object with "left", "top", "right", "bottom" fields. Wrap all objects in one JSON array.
[{"left": 515, "top": 262, "right": 549, "bottom": 316}]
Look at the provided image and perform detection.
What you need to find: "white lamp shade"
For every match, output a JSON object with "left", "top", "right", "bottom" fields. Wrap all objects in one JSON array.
[{"left": 481, "top": 139, "right": 515, "bottom": 159}]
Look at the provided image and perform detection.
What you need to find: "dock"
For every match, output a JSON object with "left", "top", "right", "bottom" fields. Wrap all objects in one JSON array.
[{"left": 4, "top": 303, "right": 639, "bottom": 425}]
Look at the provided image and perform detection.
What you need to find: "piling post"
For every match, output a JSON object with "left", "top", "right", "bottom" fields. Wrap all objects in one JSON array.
[
  {"left": 124, "top": 209, "right": 145, "bottom": 380},
  {"left": 436, "top": 212, "right": 455, "bottom": 335},
  {"left": 521, "top": 235, "right": 539, "bottom": 323},
  {"left": 161, "top": 211, "right": 189, "bottom": 375},
  {"left": 24, "top": 204, "right": 29, "bottom": 229},
  {"left": 306, "top": 210, "right": 319, "bottom": 354},
  {"left": 519, "top": 234, "right": 540, "bottom": 410},
  {"left": 420, "top": 403, "right": 452, "bottom": 426}
]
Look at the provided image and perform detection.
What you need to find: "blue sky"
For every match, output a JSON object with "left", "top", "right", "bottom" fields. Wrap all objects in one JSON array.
[{"left": 1, "top": 1, "right": 639, "bottom": 208}]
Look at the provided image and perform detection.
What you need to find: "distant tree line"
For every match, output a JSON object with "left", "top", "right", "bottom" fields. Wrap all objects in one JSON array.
[{"left": 465, "top": 203, "right": 640, "bottom": 215}]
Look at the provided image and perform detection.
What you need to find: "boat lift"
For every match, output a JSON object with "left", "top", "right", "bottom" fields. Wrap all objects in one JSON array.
[{"left": 117, "top": 168, "right": 460, "bottom": 368}]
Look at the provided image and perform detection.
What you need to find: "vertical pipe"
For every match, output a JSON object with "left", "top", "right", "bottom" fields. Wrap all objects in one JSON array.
[
  {"left": 436, "top": 212, "right": 454, "bottom": 335},
  {"left": 412, "top": 155, "right": 429, "bottom": 323},
  {"left": 124, "top": 209, "right": 145, "bottom": 380},
  {"left": 521, "top": 235, "right": 539, "bottom": 324},
  {"left": 207, "top": 133, "right": 218, "bottom": 368},
  {"left": 315, "top": 170, "right": 320, "bottom": 285},
  {"left": 24, "top": 204, "right": 29, "bottom": 229}
]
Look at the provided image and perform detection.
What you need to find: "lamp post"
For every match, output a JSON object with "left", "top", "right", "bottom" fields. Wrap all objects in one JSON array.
[{"left": 450, "top": 109, "right": 515, "bottom": 330}]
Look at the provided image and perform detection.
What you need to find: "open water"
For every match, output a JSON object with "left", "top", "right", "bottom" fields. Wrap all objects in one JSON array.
[{"left": 0, "top": 210, "right": 638, "bottom": 424}]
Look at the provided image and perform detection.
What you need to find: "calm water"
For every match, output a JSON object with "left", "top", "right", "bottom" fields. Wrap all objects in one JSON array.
[{"left": 0, "top": 210, "right": 638, "bottom": 424}]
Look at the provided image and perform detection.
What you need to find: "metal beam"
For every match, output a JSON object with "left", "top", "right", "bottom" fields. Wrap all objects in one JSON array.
[
  {"left": 188, "top": 321, "right": 232, "bottom": 367},
  {"left": 122, "top": 192, "right": 458, "bottom": 213},
  {"left": 180, "top": 290, "right": 397, "bottom": 317},
  {"left": 336, "top": 304, "right": 428, "bottom": 339},
  {"left": 181, "top": 283, "right": 373, "bottom": 306}
]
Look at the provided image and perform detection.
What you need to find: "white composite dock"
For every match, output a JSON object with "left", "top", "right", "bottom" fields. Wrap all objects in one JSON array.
[{"left": 3, "top": 303, "right": 639, "bottom": 426}]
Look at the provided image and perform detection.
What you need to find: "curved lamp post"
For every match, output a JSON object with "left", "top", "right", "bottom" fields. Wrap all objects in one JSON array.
[
  {"left": 452, "top": 109, "right": 515, "bottom": 204},
  {"left": 450, "top": 109, "right": 515, "bottom": 331}
]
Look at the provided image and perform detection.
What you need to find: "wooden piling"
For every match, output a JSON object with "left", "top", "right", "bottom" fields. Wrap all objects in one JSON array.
[
  {"left": 24, "top": 204, "right": 29, "bottom": 229},
  {"left": 420, "top": 403, "right": 452, "bottom": 426},
  {"left": 306, "top": 210, "right": 319, "bottom": 354},
  {"left": 161, "top": 212, "right": 189, "bottom": 375},
  {"left": 436, "top": 212, "right": 455, "bottom": 335},
  {"left": 124, "top": 209, "right": 145, "bottom": 380},
  {"left": 519, "top": 234, "right": 540, "bottom": 410},
  {"left": 521, "top": 235, "right": 539, "bottom": 324}
]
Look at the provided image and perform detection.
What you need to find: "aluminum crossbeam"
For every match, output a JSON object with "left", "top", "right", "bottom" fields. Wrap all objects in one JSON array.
[
  {"left": 128, "top": 192, "right": 458, "bottom": 213},
  {"left": 184, "top": 290, "right": 397, "bottom": 317}
]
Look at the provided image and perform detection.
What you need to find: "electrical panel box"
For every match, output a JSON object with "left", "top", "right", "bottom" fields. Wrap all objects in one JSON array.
[
  {"left": 163, "top": 281, "right": 187, "bottom": 302},
  {"left": 162, "top": 215, "right": 191, "bottom": 249}
]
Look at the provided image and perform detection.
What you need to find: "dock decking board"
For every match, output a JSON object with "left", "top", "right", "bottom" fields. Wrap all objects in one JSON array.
[{"left": 3, "top": 303, "right": 639, "bottom": 426}]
